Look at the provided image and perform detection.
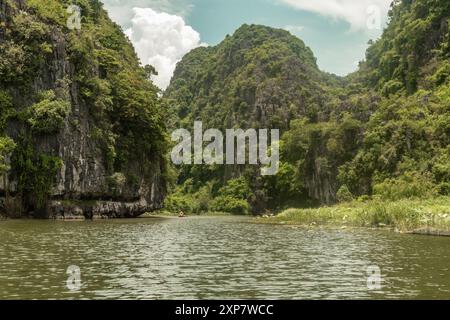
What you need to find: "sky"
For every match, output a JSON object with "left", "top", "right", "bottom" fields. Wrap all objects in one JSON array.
[{"left": 102, "top": 0, "right": 394, "bottom": 89}]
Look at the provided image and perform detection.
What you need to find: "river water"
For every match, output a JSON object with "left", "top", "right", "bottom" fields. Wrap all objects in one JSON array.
[{"left": 0, "top": 216, "right": 449, "bottom": 299}]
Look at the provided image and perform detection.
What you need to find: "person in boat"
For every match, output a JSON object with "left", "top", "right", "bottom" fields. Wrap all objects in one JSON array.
[{"left": 178, "top": 210, "right": 185, "bottom": 218}]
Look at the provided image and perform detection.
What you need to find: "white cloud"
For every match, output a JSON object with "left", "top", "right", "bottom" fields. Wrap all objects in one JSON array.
[
  {"left": 124, "top": 8, "right": 203, "bottom": 90},
  {"left": 103, "top": 0, "right": 192, "bottom": 27},
  {"left": 279, "top": 0, "right": 393, "bottom": 31}
]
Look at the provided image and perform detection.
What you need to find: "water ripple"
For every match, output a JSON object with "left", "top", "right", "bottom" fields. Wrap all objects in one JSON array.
[{"left": 0, "top": 217, "right": 449, "bottom": 299}]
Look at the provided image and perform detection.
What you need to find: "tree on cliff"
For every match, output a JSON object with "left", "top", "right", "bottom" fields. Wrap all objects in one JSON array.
[{"left": 0, "top": 136, "right": 16, "bottom": 199}]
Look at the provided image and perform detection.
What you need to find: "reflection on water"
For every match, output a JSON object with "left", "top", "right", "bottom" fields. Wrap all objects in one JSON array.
[{"left": 0, "top": 216, "right": 449, "bottom": 299}]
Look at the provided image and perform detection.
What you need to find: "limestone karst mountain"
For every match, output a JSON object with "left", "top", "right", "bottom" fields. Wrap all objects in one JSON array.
[
  {"left": 0, "top": 0, "right": 168, "bottom": 218},
  {"left": 165, "top": 0, "right": 450, "bottom": 212}
]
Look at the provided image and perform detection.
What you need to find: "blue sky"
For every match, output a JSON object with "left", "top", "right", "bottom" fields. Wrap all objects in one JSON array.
[{"left": 102, "top": 0, "right": 392, "bottom": 88}]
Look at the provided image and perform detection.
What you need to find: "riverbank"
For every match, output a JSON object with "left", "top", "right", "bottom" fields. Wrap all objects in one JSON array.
[
  {"left": 257, "top": 197, "right": 450, "bottom": 235},
  {"left": 144, "top": 211, "right": 232, "bottom": 218}
]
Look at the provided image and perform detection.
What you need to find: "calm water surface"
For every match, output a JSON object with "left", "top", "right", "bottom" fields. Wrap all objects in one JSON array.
[{"left": 0, "top": 216, "right": 449, "bottom": 299}]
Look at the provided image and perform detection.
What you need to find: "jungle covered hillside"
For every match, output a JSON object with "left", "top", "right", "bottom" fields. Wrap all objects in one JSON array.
[{"left": 164, "top": 0, "right": 450, "bottom": 215}]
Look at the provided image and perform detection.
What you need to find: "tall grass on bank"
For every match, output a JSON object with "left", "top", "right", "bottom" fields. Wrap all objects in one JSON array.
[{"left": 260, "top": 197, "right": 450, "bottom": 232}]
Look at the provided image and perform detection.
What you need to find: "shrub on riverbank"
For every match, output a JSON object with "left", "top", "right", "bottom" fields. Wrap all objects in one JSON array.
[{"left": 261, "top": 197, "right": 450, "bottom": 232}]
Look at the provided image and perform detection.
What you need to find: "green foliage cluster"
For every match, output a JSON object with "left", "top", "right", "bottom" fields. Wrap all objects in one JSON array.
[
  {"left": 26, "top": 90, "right": 70, "bottom": 133},
  {"left": 373, "top": 172, "right": 438, "bottom": 201},
  {"left": 0, "top": 41, "right": 27, "bottom": 83},
  {"left": 0, "top": 137, "right": 16, "bottom": 175},
  {"left": 164, "top": 181, "right": 212, "bottom": 214},
  {"left": 107, "top": 172, "right": 126, "bottom": 196},
  {"left": 210, "top": 196, "right": 249, "bottom": 215},
  {"left": 339, "top": 85, "right": 450, "bottom": 198},
  {"left": 210, "top": 178, "right": 250, "bottom": 214},
  {"left": 336, "top": 185, "right": 354, "bottom": 203},
  {"left": 0, "top": 90, "right": 15, "bottom": 131},
  {"left": 26, "top": 0, "right": 68, "bottom": 25},
  {"left": 0, "top": 6, "right": 54, "bottom": 85},
  {"left": 164, "top": 177, "right": 250, "bottom": 215},
  {"left": 362, "top": 0, "right": 450, "bottom": 94},
  {"left": 277, "top": 114, "right": 363, "bottom": 203},
  {"left": 12, "top": 135, "right": 62, "bottom": 211}
]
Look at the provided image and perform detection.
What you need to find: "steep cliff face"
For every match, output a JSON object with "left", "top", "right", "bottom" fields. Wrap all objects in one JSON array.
[{"left": 0, "top": 0, "right": 167, "bottom": 218}]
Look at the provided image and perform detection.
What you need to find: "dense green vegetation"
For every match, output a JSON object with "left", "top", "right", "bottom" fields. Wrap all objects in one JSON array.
[
  {"left": 164, "top": 177, "right": 251, "bottom": 215},
  {"left": 165, "top": 0, "right": 450, "bottom": 217},
  {"left": 0, "top": 0, "right": 168, "bottom": 216},
  {"left": 1, "top": 0, "right": 448, "bottom": 221},
  {"left": 341, "top": 0, "right": 450, "bottom": 200}
]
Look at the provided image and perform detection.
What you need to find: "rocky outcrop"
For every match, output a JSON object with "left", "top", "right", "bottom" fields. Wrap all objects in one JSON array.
[
  {"left": 47, "top": 198, "right": 160, "bottom": 219},
  {"left": 0, "top": 0, "right": 167, "bottom": 218}
]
